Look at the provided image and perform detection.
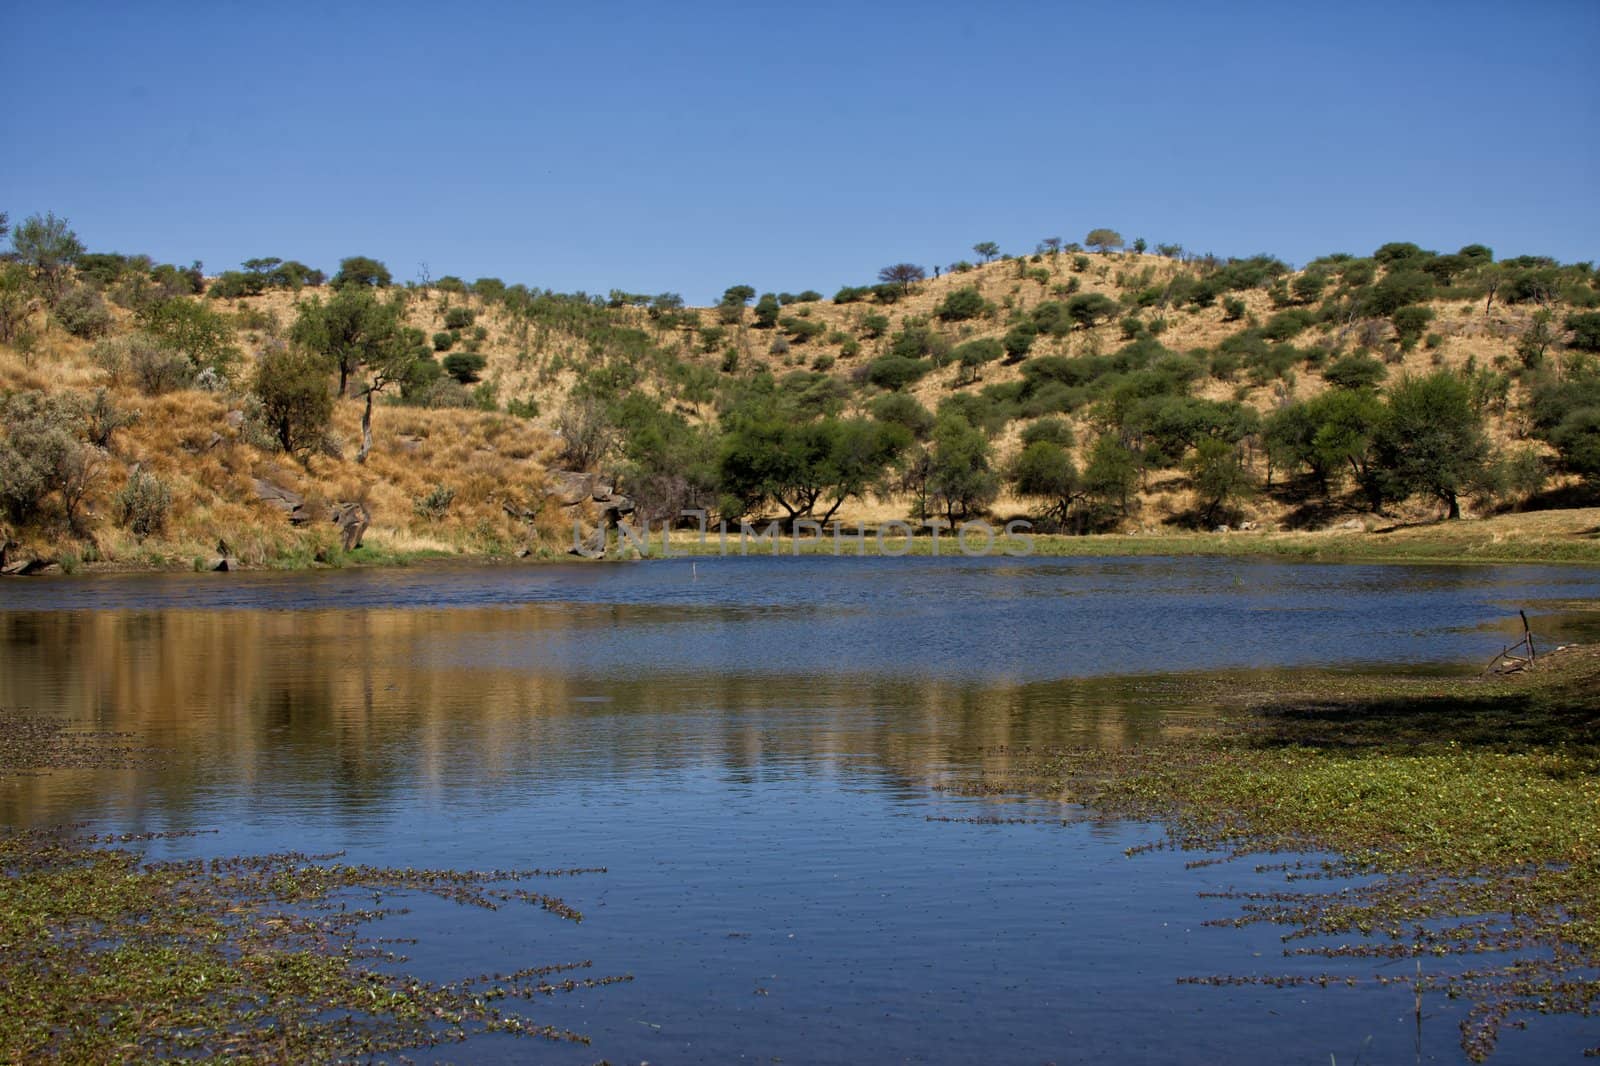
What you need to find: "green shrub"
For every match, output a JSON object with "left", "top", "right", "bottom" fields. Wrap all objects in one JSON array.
[
  {"left": 413, "top": 484, "right": 455, "bottom": 520},
  {"left": 432, "top": 331, "right": 454, "bottom": 352},
  {"left": 54, "top": 285, "right": 113, "bottom": 338},
  {"left": 253, "top": 345, "right": 333, "bottom": 454},
  {"left": 444, "top": 306, "right": 475, "bottom": 330},
  {"left": 114, "top": 470, "right": 171, "bottom": 539},
  {"left": 865, "top": 355, "right": 931, "bottom": 390},
  {"left": 935, "top": 287, "right": 988, "bottom": 322},
  {"left": 442, "top": 352, "right": 486, "bottom": 383}
]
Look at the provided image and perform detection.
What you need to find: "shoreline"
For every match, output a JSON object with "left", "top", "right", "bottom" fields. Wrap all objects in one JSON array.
[{"left": 10, "top": 521, "right": 1597, "bottom": 579}]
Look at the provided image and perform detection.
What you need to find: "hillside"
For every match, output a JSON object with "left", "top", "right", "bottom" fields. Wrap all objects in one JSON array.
[{"left": 2, "top": 221, "right": 1598, "bottom": 572}]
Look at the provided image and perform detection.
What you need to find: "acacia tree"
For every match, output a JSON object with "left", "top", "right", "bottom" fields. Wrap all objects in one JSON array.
[
  {"left": 11, "top": 212, "right": 84, "bottom": 305},
  {"left": 1010, "top": 440, "right": 1079, "bottom": 525},
  {"left": 253, "top": 346, "right": 333, "bottom": 455},
  {"left": 290, "top": 287, "right": 404, "bottom": 396},
  {"left": 972, "top": 241, "right": 1000, "bottom": 263},
  {"left": 330, "top": 256, "right": 392, "bottom": 289},
  {"left": 877, "top": 263, "right": 926, "bottom": 295},
  {"left": 927, "top": 413, "right": 998, "bottom": 521},
  {"left": 290, "top": 288, "right": 429, "bottom": 461},
  {"left": 1085, "top": 228, "right": 1124, "bottom": 254},
  {"left": 1373, "top": 371, "right": 1489, "bottom": 519}
]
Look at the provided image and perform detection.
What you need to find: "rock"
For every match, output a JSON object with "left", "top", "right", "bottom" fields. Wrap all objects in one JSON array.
[
  {"left": 1239, "top": 521, "right": 1258, "bottom": 531},
  {"left": 1213, "top": 525, "right": 1231, "bottom": 534},
  {"left": 224, "top": 410, "right": 245, "bottom": 430},
  {"left": 331, "top": 502, "right": 370, "bottom": 552},
  {"left": 1335, "top": 518, "right": 1364, "bottom": 532},
  {"left": 503, "top": 500, "right": 543, "bottom": 522},
  {"left": 253, "top": 478, "right": 312, "bottom": 525},
  {"left": 546, "top": 471, "right": 600, "bottom": 506},
  {"left": 516, "top": 547, "right": 532, "bottom": 559},
  {"left": 2, "top": 557, "right": 56, "bottom": 577},
  {"left": 210, "top": 557, "right": 231, "bottom": 572}
]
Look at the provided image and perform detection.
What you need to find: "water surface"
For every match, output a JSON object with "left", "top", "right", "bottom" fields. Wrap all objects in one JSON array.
[{"left": 3, "top": 556, "right": 1598, "bottom": 1063}]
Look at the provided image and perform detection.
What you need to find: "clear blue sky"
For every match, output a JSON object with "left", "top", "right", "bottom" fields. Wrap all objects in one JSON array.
[{"left": 4, "top": 0, "right": 1596, "bottom": 303}]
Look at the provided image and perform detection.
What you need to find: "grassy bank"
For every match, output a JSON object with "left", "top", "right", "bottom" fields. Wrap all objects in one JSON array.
[
  {"left": 942, "top": 647, "right": 1600, "bottom": 1061},
  {"left": 614, "top": 506, "right": 1600, "bottom": 567}
]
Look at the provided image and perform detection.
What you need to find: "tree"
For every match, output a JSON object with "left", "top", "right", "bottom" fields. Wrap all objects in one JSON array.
[
  {"left": 877, "top": 263, "right": 926, "bottom": 294},
  {"left": 330, "top": 255, "right": 392, "bottom": 289},
  {"left": 1084, "top": 228, "right": 1124, "bottom": 254},
  {"left": 1040, "top": 237, "right": 1062, "bottom": 256},
  {"left": 136, "top": 298, "right": 239, "bottom": 372},
  {"left": 1065, "top": 292, "right": 1118, "bottom": 329},
  {"left": 972, "top": 241, "right": 1000, "bottom": 263},
  {"left": 11, "top": 212, "right": 84, "bottom": 304},
  {"left": 936, "top": 287, "right": 988, "bottom": 322},
  {"left": 926, "top": 413, "right": 998, "bottom": 521},
  {"left": 1010, "top": 440, "right": 1079, "bottom": 524},
  {"left": 1002, "top": 323, "right": 1036, "bottom": 362},
  {"left": 1187, "top": 438, "right": 1251, "bottom": 526},
  {"left": 253, "top": 346, "right": 333, "bottom": 455},
  {"left": 1374, "top": 371, "right": 1489, "bottom": 519},
  {"left": 752, "top": 293, "right": 780, "bottom": 329},
  {"left": 1132, "top": 238, "right": 1148, "bottom": 255},
  {"left": 1566, "top": 312, "right": 1600, "bottom": 352},
  {"left": 1082, "top": 434, "right": 1140, "bottom": 515},
  {"left": 718, "top": 414, "right": 907, "bottom": 524},
  {"left": 290, "top": 286, "right": 405, "bottom": 396}
]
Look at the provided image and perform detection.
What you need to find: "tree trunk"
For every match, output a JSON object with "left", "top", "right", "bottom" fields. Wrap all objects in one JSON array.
[
  {"left": 357, "top": 388, "right": 374, "bottom": 464},
  {"left": 1446, "top": 492, "right": 1460, "bottom": 520}
]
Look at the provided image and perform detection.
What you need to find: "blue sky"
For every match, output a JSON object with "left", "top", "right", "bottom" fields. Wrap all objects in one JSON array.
[{"left": 4, "top": 0, "right": 1596, "bottom": 303}]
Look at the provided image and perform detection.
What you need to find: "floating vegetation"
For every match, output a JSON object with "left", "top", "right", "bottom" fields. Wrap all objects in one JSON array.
[
  {"left": 944, "top": 646, "right": 1600, "bottom": 1061},
  {"left": 0, "top": 825, "right": 631, "bottom": 1062},
  {"left": 0, "top": 706, "right": 630, "bottom": 1062}
]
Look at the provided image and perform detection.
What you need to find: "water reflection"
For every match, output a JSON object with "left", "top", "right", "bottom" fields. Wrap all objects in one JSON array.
[{"left": 0, "top": 606, "right": 1223, "bottom": 828}]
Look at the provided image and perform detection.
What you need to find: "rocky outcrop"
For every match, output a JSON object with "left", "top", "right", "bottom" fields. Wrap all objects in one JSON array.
[
  {"left": 331, "top": 502, "right": 370, "bottom": 551},
  {"left": 544, "top": 470, "right": 635, "bottom": 558},
  {"left": 252, "top": 478, "right": 312, "bottom": 525}
]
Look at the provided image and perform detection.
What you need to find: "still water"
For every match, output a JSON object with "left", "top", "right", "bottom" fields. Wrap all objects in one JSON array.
[{"left": 3, "top": 556, "right": 1598, "bottom": 1063}]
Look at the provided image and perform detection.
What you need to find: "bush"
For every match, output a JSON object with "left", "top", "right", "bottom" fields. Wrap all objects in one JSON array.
[
  {"left": 1021, "top": 416, "right": 1074, "bottom": 448},
  {"left": 935, "top": 287, "right": 988, "bottom": 322},
  {"left": 1002, "top": 324, "right": 1036, "bottom": 362},
  {"left": 136, "top": 297, "right": 239, "bottom": 371},
  {"left": 865, "top": 355, "right": 931, "bottom": 390},
  {"left": 413, "top": 484, "right": 455, "bottom": 520},
  {"left": 92, "top": 333, "right": 196, "bottom": 395},
  {"left": 833, "top": 285, "right": 871, "bottom": 304},
  {"left": 1323, "top": 353, "right": 1387, "bottom": 391},
  {"left": 443, "top": 306, "right": 475, "bottom": 330},
  {"left": 253, "top": 345, "right": 333, "bottom": 454},
  {"left": 1392, "top": 305, "right": 1435, "bottom": 351},
  {"left": 1261, "top": 308, "right": 1316, "bottom": 341},
  {"left": 432, "top": 331, "right": 454, "bottom": 352},
  {"left": 442, "top": 352, "right": 486, "bottom": 384},
  {"left": 1566, "top": 311, "right": 1600, "bottom": 352},
  {"left": 54, "top": 285, "right": 113, "bottom": 338},
  {"left": 114, "top": 470, "right": 171, "bottom": 539}
]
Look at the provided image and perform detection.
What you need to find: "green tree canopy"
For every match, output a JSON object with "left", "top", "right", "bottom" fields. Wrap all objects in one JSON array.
[{"left": 1374, "top": 371, "right": 1489, "bottom": 518}]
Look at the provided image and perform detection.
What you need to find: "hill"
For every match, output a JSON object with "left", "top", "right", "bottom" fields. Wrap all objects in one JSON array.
[{"left": 2, "top": 217, "right": 1598, "bottom": 572}]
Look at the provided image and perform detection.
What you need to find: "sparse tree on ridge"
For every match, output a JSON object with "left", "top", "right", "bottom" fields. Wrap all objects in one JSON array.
[
  {"left": 972, "top": 241, "right": 1000, "bottom": 263},
  {"left": 1085, "top": 228, "right": 1124, "bottom": 254},
  {"left": 11, "top": 212, "right": 84, "bottom": 304},
  {"left": 877, "top": 263, "right": 926, "bottom": 294}
]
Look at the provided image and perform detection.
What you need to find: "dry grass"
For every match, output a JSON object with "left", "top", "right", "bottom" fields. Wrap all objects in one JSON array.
[{"left": 0, "top": 252, "right": 1586, "bottom": 572}]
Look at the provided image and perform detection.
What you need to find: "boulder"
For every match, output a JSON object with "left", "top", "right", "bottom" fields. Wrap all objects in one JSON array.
[
  {"left": 253, "top": 478, "right": 312, "bottom": 525},
  {"left": 546, "top": 471, "right": 601, "bottom": 506},
  {"left": 2, "top": 556, "right": 56, "bottom": 577},
  {"left": 331, "top": 502, "right": 370, "bottom": 552}
]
